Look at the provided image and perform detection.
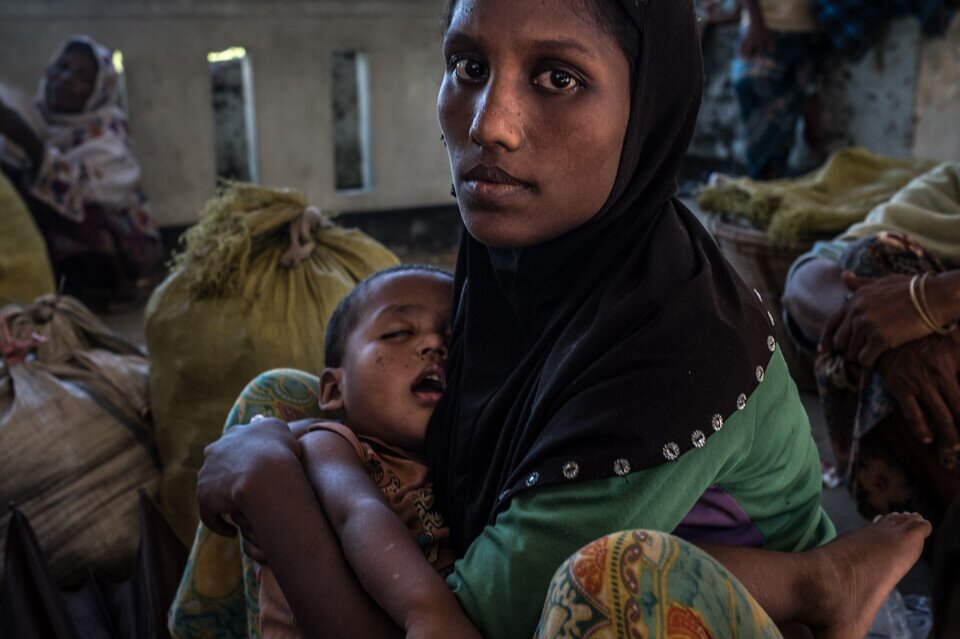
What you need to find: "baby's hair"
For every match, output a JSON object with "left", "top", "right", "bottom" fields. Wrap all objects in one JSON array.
[{"left": 324, "top": 263, "right": 454, "bottom": 368}]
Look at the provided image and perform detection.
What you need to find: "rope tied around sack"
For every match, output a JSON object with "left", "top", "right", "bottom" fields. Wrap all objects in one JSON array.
[
  {"left": 173, "top": 182, "right": 332, "bottom": 298},
  {"left": 0, "top": 316, "right": 46, "bottom": 367}
]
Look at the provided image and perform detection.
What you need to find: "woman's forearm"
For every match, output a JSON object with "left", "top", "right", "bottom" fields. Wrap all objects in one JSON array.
[
  {"left": 741, "top": 0, "right": 766, "bottom": 26},
  {"left": 924, "top": 270, "right": 960, "bottom": 328}
]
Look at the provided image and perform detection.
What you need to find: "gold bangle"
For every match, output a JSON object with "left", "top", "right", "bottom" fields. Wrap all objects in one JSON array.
[
  {"left": 909, "top": 274, "right": 943, "bottom": 334},
  {"left": 910, "top": 273, "right": 956, "bottom": 336},
  {"left": 918, "top": 272, "right": 957, "bottom": 335}
]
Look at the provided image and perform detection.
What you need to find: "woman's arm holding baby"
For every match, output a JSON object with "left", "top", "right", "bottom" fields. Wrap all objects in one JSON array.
[
  {"left": 300, "top": 430, "right": 481, "bottom": 639},
  {"left": 198, "top": 417, "right": 402, "bottom": 639}
]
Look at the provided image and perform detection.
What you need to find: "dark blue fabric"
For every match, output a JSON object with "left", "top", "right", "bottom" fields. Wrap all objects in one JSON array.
[{"left": 813, "top": 0, "right": 956, "bottom": 60}]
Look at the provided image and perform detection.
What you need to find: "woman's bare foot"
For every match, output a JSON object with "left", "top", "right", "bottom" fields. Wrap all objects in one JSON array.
[{"left": 805, "top": 513, "right": 931, "bottom": 639}]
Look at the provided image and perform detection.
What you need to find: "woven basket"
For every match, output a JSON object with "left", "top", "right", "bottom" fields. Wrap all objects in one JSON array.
[
  {"left": 713, "top": 219, "right": 819, "bottom": 303},
  {"left": 712, "top": 217, "right": 831, "bottom": 392}
]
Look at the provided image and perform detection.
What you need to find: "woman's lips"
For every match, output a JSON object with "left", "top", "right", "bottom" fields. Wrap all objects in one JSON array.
[{"left": 461, "top": 165, "right": 532, "bottom": 204}]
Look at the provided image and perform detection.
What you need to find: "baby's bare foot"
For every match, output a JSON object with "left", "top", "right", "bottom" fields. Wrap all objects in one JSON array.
[{"left": 807, "top": 513, "right": 931, "bottom": 639}]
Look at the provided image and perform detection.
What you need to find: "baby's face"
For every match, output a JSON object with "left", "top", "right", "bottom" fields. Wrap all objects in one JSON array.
[{"left": 337, "top": 271, "right": 452, "bottom": 450}]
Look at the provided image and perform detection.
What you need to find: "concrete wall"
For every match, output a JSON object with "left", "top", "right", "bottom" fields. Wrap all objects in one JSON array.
[
  {"left": 0, "top": 0, "right": 454, "bottom": 226},
  {"left": 690, "top": 15, "right": 958, "bottom": 174},
  {"left": 913, "top": 12, "right": 960, "bottom": 162},
  {"left": 819, "top": 19, "right": 922, "bottom": 161}
]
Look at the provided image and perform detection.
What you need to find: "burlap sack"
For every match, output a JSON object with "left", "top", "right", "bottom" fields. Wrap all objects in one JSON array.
[
  {"left": 145, "top": 183, "right": 398, "bottom": 542},
  {"left": 0, "top": 173, "right": 55, "bottom": 305},
  {"left": 0, "top": 295, "right": 159, "bottom": 585}
]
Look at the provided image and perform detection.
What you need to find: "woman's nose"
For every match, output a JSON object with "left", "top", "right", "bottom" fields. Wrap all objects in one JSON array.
[{"left": 469, "top": 82, "right": 522, "bottom": 151}]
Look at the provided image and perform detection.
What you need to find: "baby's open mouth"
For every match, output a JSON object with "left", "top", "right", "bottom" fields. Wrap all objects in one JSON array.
[
  {"left": 412, "top": 374, "right": 445, "bottom": 394},
  {"left": 411, "top": 366, "right": 446, "bottom": 397}
]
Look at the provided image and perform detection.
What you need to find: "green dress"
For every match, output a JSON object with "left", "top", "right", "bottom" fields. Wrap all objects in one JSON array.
[{"left": 169, "top": 348, "right": 832, "bottom": 639}]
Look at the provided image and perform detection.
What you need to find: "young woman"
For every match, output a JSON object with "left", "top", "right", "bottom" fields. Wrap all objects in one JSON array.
[{"left": 196, "top": 1, "right": 929, "bottom": 637}]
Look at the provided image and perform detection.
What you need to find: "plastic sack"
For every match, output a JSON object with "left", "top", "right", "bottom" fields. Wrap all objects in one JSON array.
[
  {"left": 145, "top": 183, "right": 398, "bottom": 542},
  {"left": 0, "top": 294, "right": 159, "bottom": 585},
  {"left": 868, "top": 588, "right": 913, "bottom": 639},
  {"left": 0, "top": 173, "right": 55, "bottom": 305}
]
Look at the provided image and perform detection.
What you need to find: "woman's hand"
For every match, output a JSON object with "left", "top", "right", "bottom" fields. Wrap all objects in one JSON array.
[
  {"left": 820, "top": 272, "right": 935, "bottom": 368},
  {"left": 876, "top": 332, "right": 960, "bottom": 452},
  {"left": 196, "top": 417, "right": 302, "bottom": 539}
]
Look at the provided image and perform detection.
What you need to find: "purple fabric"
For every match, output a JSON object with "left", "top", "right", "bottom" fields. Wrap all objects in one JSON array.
[{"left": 672, "top": 485, "right": 765, "bottom": 548}]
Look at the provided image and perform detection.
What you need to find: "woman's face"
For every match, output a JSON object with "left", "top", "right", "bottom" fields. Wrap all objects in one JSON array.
[
  {"left": 438, "top": 0, "right": 632, "bottom": 249},
  {"left": 45, "top": 45, "right": 98, "bottom": 114}
]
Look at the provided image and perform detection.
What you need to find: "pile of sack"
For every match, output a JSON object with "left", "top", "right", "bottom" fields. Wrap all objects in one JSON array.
[
  {"left": 146, "top": 183, "right": 398, "bottom": 542},
  {"left": 0, "top": 294, "right": 159, "bottom": 585}
]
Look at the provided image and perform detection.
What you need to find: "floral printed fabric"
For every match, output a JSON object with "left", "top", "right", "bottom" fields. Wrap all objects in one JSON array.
[
  {"left": 168, "top": 369, "right": 323, "bottom": 639},
  {"left": 536, "top": 529, "right": 781, "bottom": 639},
  {"left": 815, "top": 231, "right": 954, "bottom": 522}
]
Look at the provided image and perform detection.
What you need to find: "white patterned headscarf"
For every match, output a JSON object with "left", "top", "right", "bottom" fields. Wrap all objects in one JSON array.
[{"left": 35, "top": 35, "right": 124, "bottom": 131}]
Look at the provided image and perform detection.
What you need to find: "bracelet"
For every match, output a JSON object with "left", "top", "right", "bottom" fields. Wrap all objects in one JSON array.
[
  {"left": 918, "top": 272, "right": 958, "bottom": 335},
  {"left": 909, "top": 273, "right": 957, "bottom": 336}
]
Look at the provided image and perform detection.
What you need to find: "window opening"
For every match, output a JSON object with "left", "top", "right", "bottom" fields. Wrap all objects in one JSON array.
[
  {"left": 207, "top": 46, "right": 259, "bottom": 183},
  {"left": 332, "top": 50, "right": 372, "bottom": 193}
]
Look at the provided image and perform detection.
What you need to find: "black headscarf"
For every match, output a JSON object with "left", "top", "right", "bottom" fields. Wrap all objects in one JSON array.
[{"left": 426, "top": 0, "right": 776, "bottom": 555}]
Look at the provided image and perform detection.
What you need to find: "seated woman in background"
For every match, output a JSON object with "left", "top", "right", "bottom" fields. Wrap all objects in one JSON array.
[
  {"left": 0, "top": 35, "right": 161, "bottom": 309},
  {"left": 783, "top": 162, "right": 960, "bottom": 526}
]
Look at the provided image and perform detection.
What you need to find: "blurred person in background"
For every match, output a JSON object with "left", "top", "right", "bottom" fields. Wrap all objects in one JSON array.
[{"left": 0, "top": 35, "right": 161, "bottom": 309}]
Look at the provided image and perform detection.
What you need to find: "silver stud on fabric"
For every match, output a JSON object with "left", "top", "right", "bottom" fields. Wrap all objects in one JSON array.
[
  {"left": 691, "top": 430, "right": 706, "bottom": 448},
  {"left": 754, "top": 288, "right": 763, "bottom": 302},
  {"left": 562, "top": 461, "right": 580, "bottom": 480},
  {"left": 767, "top": 335, "right": 776, "bottom": 352},
  {"left": 736, "top": 393, "right": 747, "bottom": 410},
  {"left": 767, "top": 310, "right": 776, "bottom": 326},
  {"left": 711, "top": 413, "right": 724, "bottom": 431},
  {"left": 525, "top": 472, "right": 540, "bottom": 487},
  {"left": 756, "top": 365, "right": 765, "bottom": 383},
  {"left": 613, "top": 458, "right": 631, "bottom": 476},
  {"left": 662, "top": 442, "right": 681, "bottom": 461}
]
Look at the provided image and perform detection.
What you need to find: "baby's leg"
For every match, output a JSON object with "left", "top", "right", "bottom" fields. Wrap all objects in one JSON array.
[{"left": 700, "top": 512, "right": 931, "bottom": 639}]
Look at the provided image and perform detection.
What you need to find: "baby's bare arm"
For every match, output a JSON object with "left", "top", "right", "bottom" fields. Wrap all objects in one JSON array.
[{"left": 300, "top": 431, "right": 481, "bottom": 639}]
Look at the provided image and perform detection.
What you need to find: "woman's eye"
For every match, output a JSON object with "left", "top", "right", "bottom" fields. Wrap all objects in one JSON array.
[
  {"left": 382, "top": 330, "right": 414, "bottom": 340},
  {"left": 453, "top": 57, "right": 488, "bottom": 82},
  {"left": 533, "top": 69, "right": 580, "bottom": 93}
]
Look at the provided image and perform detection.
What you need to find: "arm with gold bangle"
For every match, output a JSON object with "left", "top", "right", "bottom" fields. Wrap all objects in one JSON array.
[
  {"left": 915, "top": 271, "right": 960, "bottom": 335},
  {"left": 820, "top": 270, "right": 960, "bottom": 369}
]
